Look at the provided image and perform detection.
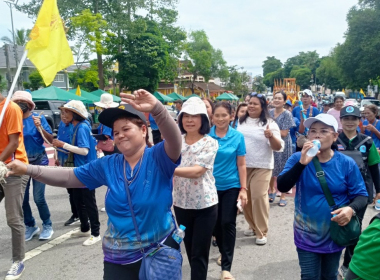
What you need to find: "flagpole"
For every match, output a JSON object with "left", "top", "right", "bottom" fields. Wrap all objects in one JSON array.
[{"left": 0, "top": 50, "right": 28, "bottom": 129}]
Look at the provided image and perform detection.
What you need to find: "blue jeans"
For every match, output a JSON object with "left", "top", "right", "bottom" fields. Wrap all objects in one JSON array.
[
  {"left": 23, "top": 177, "right": 52, "bottom": 227},
  {"left": 297, "top": 247, "right": 342, "bottom": 280}
]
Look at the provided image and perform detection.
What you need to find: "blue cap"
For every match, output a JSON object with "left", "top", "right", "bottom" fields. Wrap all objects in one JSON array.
[
  {"left": 179, "top": 225, "right": 186, "bottom": 231},
  {"left": 285, "top": 100, "right": 292, "bottom": 106}
]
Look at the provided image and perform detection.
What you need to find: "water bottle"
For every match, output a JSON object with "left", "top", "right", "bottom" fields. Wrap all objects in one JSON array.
[
  {"left": 375, "top": 199, "right": 380, "bottom": 211},
  {"left": 164, "top": 225, "right": 186, "bottom": 250},
  {"left": 306, "top": 140, "right": 321, "bottom": 157}
]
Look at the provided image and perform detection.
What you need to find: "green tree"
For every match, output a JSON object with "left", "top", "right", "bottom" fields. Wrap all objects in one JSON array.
[
  {"left": 24, "top": 71, "right": 44, "bottom": 91},
  {"left": 262, "top": 56, "right": 282, "bottom": 77},
  {"left": 316, "top": 54, "right": 342, "bottom": 90},
  {"left": 284, "top": 51, "right": 320, "bottom": 78},
  {"left": 69, "top": 60, "right": 100, "bottom": 92},
  {"left": 290, "top": 66, "right": 312, "bottom": 89},
  {"left": 224, "top": 66, "right": 250, "bottom": 97},
  {"left": 252, "top": 75, "right": 267, "bottom": 93},
  {"left": 1, "top": 28, "right": 31, "bottom": 46},
  {"left": 0, "top": 75, "right": 7, "bottom": 92},
  {"left": 263, "top": 68, "right": 284, "bottom": 89}
]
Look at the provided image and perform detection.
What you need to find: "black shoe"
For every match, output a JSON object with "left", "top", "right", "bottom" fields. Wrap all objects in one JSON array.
[{"left": 64, "top": 216, "right": 79, "bottom": 226}]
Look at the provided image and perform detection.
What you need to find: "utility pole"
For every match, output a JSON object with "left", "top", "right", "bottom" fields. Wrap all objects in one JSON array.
[{"left": 3, "top": 44, "right": 12, "bottom": 91}]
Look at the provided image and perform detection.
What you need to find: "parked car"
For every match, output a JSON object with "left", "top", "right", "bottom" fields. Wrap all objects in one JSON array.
[
  {"left": 360, "top": 99, "right": 380, "bottom": 115},
  {"left": 34, "top": 100, "right": 94, "bottom": 133}
]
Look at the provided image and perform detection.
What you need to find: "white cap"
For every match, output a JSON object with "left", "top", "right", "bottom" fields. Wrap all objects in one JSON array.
[
  {"left": 302, "top": 89, "right": 313, "bottom": 97},
  {"left": 303, "top": 113, "right": 338, "bottom": 132},
  {"left": 61, "top": 100, "right": 88, "bottom": 119},
  {"left": 94, "top": 93, "right": 119, "bottom": 108},
  {"left": 178, "top": 97, "right": 209, "bottom": 120}
]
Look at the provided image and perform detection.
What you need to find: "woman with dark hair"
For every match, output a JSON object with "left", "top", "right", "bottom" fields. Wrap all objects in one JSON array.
[
  {"left": 269, "top": 92, "right": 295, "bottom": 206},
  {"left": 327, "top": 96, "right": 344, "bottom": 132},
  {"left": 209, "top": 102, "right": 247, "bottom": 280},
  {"left": 7, "top": 90, "right": 182, "bottom": 280},
  {"left": 362, "top": 104, "right": 380, "bottom": 148},
  {"left": 202, "top": 97, "right": 215, "bottom": 124},
  {"left": 237, "top": 93, "right": 284, "bottom": 245},
  {"left": 232, "top": 103, "right": 248, "bottom": 129},
  {"left": 173, "top": 97, "right": 218, "bottom": 280},
  {"left": 52, "top": 100, "right": 101, "bottom": 246}
]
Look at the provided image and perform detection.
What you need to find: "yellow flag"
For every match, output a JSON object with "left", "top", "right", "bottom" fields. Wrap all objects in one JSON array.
[
  {"left": 26, "top": 0, "right": 74, "bottom": 86},
  {"left": 360, "top": 88, "right": 366, "bottom": 97},
  {"left": 76, "top": 85, "right": 81, "bottom": 96},
  {"left": 342, "top": 88, "right": 345, "bottom": 93}
]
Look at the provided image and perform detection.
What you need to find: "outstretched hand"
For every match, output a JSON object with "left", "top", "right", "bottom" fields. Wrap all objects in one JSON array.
[
  {"left": 6, "top": 160, "right": 28, "bottom": 177},
  {"left": 120, "top": 89, "right": 157, "bottom": 112}
]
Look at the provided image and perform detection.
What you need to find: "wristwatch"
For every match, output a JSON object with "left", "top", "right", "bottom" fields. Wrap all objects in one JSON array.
[{"left": 350, "top": 207, "right": 356, "bottom": 216}]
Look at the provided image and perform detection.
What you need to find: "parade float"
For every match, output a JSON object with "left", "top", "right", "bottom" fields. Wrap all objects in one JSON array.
[{"left": 273, "top": 78, "right": 300, "bottom": 104}]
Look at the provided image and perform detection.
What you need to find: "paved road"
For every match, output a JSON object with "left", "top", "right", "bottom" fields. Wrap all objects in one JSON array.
[{"left": 0, "top": 184, "right": 378, "bottom": 280}]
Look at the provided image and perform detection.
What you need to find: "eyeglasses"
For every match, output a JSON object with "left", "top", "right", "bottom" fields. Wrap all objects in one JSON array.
[
  {"left": 251, "top": 92, "right": 264, "bottom": 98},
  {"left": 308, "top": 129, "right": 335, "bottom": 137}
]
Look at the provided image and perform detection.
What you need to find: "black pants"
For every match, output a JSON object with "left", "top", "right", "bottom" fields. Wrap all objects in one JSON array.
[
  {"left": 343, "top": 206, "right": 367, "bottom": 267},
  {"left": 73, "top": 188, "right": 100, "bottom": 236},
  {"left": 67, "top": 188, "right": 78, "bottom": 218},
  {"left": 174, "top": 205, "right": 218, "bottom": 280},
  {"left": 103, "top": 260, "right": 142, "bottom": 280},
  {"left": 152, "top": 129, "right": 162, "bottom": 145},
  {"left": 214, "top": 188, "right": 240, "bottom": 271}
]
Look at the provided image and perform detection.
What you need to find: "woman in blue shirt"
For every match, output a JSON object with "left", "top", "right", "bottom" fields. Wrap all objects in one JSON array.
[
  {"left": 7, "top": 90, "right": 182, "bottom": 280},
  {"left": 11, "top": 91, "right": 54, "bottom": 242},
  {"left": 361, "top": 104, "right": 380, "bottom": 148},
  {"left": 209, "top": 102, "right": 247, "bottom": 280},
  {"left": 52, "top": 100, "right": 100, "bottom": 246},
  {"left": 277, "top": 114, "right": 368, "bottom": 280}
]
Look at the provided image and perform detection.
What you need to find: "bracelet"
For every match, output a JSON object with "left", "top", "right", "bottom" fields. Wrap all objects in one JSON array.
[{"left": 240, "top": 187, "right": 248, "bottom": 191}]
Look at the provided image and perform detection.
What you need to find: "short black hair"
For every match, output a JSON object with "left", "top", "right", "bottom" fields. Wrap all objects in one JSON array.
[
  {"left": 73, "top": 112, "right": 85, "bottom": 122},
  {"left": 178, "top": 114, "right": 210, "bottom": 135}
]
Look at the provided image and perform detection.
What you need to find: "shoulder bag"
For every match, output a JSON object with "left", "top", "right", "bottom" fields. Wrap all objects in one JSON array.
[
  {"left": 63, "top": 125, "right": 80, "bottom": 168},
  {"left": 97, "top": 125, "right": 114, "bottom": 152},
  {"left": 312, "top": 157, "right": 361, "bottom": 247},
  {"left": 122, "top": 160, "right": 182, "bottom": 280}
]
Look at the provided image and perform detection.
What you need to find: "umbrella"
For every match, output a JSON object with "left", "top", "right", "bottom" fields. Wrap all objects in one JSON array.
[
  {"left": 91, "top": 89, "right": 121, "bottom": 102},
  {"left": 68, "top": 89, "right": 100, "bottom": 103},
  {"left": 153, "top": 91, "right": 174, "bottom": 103},
  {"left": 31, "top": 86, "right": 92, "bottom": 104},
  {"left": 167, "top": 92, "right": 186, "bottom": 101},
  {"left": 216, "top": 92, "right": 236, "bottom": 101},
  {"left": 185, "top": 93, "right": 201, "bottom": 100}
]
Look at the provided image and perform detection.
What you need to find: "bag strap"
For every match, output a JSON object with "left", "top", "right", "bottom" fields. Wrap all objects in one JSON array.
[
  {"left": 67, "top": 124, "right": 81, "bottom": 162},
  {"left": 122, "top": 159, "right": 144, "bottom": 252},
  {"left": 336, "top": 137, "right": 347, "bottom": 149},
  {"left": 312, "top": 157, "right": 337, "bottom": 208},
  {"left": 354, "top": 136, "right": 371, "bottom": 150}
]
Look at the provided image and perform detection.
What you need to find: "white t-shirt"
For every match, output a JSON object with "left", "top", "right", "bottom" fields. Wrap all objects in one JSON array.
[
  {"left": 237, "top": 117, "right": 284, "bottom": 169},
  {"left": 173, "top": 135, "right": 218, "bottom": 209}
]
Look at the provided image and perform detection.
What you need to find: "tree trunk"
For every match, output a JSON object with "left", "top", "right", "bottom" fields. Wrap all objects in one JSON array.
[{"left": 97, "top": 52, "right": 104, "bottom": 90}]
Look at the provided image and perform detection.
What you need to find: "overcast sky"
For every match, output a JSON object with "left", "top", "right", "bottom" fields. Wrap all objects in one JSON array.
[{"left": 1, "top": 0, "right": 358, "bottom": 76}]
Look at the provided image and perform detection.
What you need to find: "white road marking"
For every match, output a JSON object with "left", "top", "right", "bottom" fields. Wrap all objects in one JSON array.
[
  {"left": 45, "top": 147, "right": 55, "bottom": 152},
  {"left": 24, "top": 228, "right": 79, "bottom": 261},
  {"left": 48, "top": 153, "right": 54, "bottom": 159}
]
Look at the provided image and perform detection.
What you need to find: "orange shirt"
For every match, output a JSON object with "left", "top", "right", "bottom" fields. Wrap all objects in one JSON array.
[{"left": 0, "top": 99, "right": 28, "bottom": 164}]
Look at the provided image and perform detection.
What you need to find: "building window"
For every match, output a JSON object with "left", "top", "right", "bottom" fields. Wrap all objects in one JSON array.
[{"left": 54, "top": 74, "right": 65, "bottom": 82}]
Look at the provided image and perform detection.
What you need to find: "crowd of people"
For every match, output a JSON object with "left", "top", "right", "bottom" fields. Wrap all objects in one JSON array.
[{"left": 0, "top": 88, "right": 380, "bottom": 280}]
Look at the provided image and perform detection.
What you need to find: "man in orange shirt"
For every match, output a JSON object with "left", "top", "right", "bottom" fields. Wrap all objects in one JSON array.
[{"left": 0, "top": 94, "right": 29, "bottom": 280}]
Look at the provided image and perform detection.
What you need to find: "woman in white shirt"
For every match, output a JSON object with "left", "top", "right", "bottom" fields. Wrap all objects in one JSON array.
[
  {"left": 173, "top": 97, "right": 219, "bottom": 280},
  {"left": 237, "top": 93, "right": 284, "bottom": 245}
]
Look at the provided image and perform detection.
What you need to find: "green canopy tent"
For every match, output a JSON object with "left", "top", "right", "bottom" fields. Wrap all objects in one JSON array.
[
  {"left": 91, "top": 89, "right": 121, "bottom": 102},
  {"left": 153, "top": 91, "right": 174, "bottom": 103},
  {"left": 227, "top": 93, "right": 239, "bottom": 100},
  {"left": 216, "top": 92, "right": 236, "bottom": 101},
  {"left": 68, "top": 89, "right": 100, "bottom": 103},
  {"left": 185, "top": 94, "right": 201, "bottom": 100},
  {"left": 31, "top": 86, "right": 92, "bottom": 104},
  {"left": 167, "top": 92, "right": 186, "bottom": 101}
]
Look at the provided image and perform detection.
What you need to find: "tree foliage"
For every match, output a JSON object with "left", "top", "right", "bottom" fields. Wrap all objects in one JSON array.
[
  {"left": 69, "top": 60, "right": 101, "bottom": 92},
  {"left": 289, "top": 66, "right": 312, "bottom": 89},
  {"left": 223, "top": 66, "right": 250, "bottom": 97},
  {"left": 23, "top": 71, "right": 44, "bottom": 91},
  {"left": 262, "top": 56, "right": 282, "bottom": 77},
  {"left": 316, "top": 54, "right": 342, "bottom": 90},
  {"left": 263, "top": 68, "right": 284, "bottom": 89},
  {"left": 252, "top": 75, "right": 267, "bottom": 93},
  {"left": 1, "top": 28, "right": 31, "bottom": 46}
]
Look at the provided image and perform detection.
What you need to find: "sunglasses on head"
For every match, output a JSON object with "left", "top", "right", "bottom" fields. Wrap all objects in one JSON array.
[{"left": 250, "top": 92, "right": 264, "bottom": 98}]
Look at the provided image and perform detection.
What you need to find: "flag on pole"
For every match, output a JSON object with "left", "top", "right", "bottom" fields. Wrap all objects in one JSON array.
[
  {"left": 26, "top": 0, "right": 74, "bottom": 86},
  {"left": 75, "top": 85, "right": 81, "bottom": 96},
  {"left": 360, "top": 88, "right": 366, "bottom": 97}
]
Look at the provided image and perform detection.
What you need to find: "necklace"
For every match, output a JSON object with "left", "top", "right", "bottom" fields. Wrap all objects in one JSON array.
[{"left": 123, "top": 150, "right": 145, "bottom": 185}]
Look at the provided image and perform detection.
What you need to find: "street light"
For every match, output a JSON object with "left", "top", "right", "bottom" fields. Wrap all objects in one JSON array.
[{"left": 4, "top": 0, "right": 20, "bottom": 90}]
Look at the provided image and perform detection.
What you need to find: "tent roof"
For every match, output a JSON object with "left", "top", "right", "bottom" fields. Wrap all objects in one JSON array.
[
  {"left": 216, "top": 92, "right": 236, "bottom": 100},
  {"left": 68, "top": 89, "right": 100, "bottom": 103},
  {"left": 31, "top": 86, "right": 92, "bottom": 103},
  {"left": 153, "top": 91, "right": 174, "bottom": 103},
  {"left": 185, "top": 93, "right": 201, "bottom": 100},
  {"left": 167, "top": 92, "right": 186, "bottom": 101},
  {"left": 91, "top": 89, "right": 121, "bottom": 102}
]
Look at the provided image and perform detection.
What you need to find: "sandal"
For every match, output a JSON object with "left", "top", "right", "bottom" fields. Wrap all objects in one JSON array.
[
  {"left": 278, "top": 199, "right": 287, "bottom": 207},
  {"left": 221, "top": 270, "right": 235, "bottom": 280},
  {"left": 269, "top": 193, "right": 276, "bottom": 203}
]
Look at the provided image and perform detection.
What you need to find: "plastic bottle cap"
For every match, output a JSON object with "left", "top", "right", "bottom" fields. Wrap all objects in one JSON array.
[{"left": 179, "top": 225, "right": 186, "bottom": 230}]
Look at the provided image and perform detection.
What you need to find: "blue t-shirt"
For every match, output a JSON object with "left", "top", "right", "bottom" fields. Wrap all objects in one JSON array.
[
  {"left": 209, "top": 126, "right": 246, "bottom": 191},
  {"left": 57, "top": 121, "right": 73, "bottom": 165},
  {"left": 290, "top": 117, "right": 300, "bottom": 144},
  {"left": 72, "top": 121, "right": 97, "bottom": 167},
  {"left": 23, "top": 112, "right": 52, "bottom": 165},
  {"left": 280, "top": 152, "right": 368, "bottom": 254},
  {"left": 149, "top": 114, "right": 159, "bottom": 130},
  {"left": 292, "top": 106, "right": 320, "bottom": 122},
  {"left": 74, "top": 142, "right": 180, "bottom": 264},
  {"left": 98, "top": 124, "right": 113, "bottom": 140},
  {"left": 363, "top": 119, "right": 380, "bottom": 148}
]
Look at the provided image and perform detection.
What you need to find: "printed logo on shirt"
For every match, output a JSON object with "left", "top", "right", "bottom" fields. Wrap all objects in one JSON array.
[
  {"left": 359, "top": 145, "right": 366, "bottom": 153},
  {"left": 346, "top": 106, "right": 354, "bottom": 113},
  {"left": 338, "top": 144, "right": 345, "bottom": 151}
]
